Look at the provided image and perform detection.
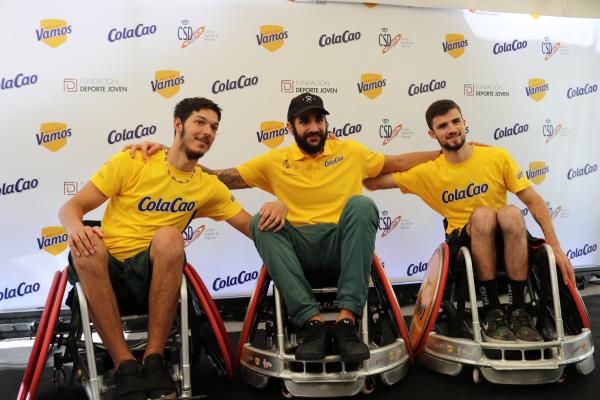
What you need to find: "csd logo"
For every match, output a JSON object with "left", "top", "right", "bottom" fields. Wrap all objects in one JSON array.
[
  {"left": 256, "top": 121, "right": 288, "bottom": 149},
  {"left": 542, "top": 119, "right": 562, "bottom": 143},
  {"left": 183, "top": 224, "right": 205, "bottom": 247},
  {"left": 542, "top": 37, "right": 560, "bottom": 60},
  {"left": 36, "top": 122, "right": 72, "bottom": 152},
  {"left": 36, "top": 19, "right": 72, "bottom": 48},
  {"left": 357, "top": 73, "right": 386, "bottom": 100},
  {"left": 379, "top": 119, "right": 402, "bottom": 145},
  {"left": 378, "top": 27, "right": 401, "bottom": 54},
  {"left": 525, "top": 78, "right": 549, "bottom": 102},
  {"left": 151, "top": 70, "right": 185, "bottom": 99},
  {"left": 256, "top": 25, "right": 288, "bottom": 52},
  {"left": 37, "top": 226, "right": 68, "bottom": 256},
  {"left": 442, "top": 33, "right": 468, "bottom": 58}
]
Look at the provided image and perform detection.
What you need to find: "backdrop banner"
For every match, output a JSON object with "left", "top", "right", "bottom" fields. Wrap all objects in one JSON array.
[{"left": 1, "top": 0, "right": 599, "bottom": 311}]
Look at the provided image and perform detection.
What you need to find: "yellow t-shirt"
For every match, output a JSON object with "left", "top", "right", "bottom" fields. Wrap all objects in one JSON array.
[
  {"left": 391, "top": 146, "right": 531, "bottom": 234},
  {"left": 237, "top": 139, "right": 385, "bottom": 225},
  {"left": 91, "top": 150, "right": 241, "bottom": 260}
]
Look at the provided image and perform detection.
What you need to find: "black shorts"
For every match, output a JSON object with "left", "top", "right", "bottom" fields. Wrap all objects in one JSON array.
[
  {"left": 445, "top": 226, "right": 543, "bottom": 271},
  {"left": 67, "top": 248, "right": 153, "bottom": 315}
]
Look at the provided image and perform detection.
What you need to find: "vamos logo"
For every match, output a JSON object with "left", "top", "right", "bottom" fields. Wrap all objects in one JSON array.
[
  {"left": 108, "top": 23, "right": 157, "bottom": 42},
  {"left": 212, "top": 74, "right": 259, "bottom": 94},
  {"left": 108, "top": 124, "right": 157, "bottom": 145},
  {"left": 319, "top": 30, "right": 361, "bottom": 47},
  {"left": 526, "top": 161, "right": 550, "bottom": 185},
  {"left": 36, "top": 19, "right": 72, "bottom": 48},
  {"left": 256, "top": 25, "right": 288, "bottom": 52},
  {"left": 183, "top": 223, "right": 205, "bottom": 247},
  {"left": 1, "top": 73, "right": 38, "bottom": 91},
  {"left": 0, "top": 281, "right": 41, "bottom": 302},
  {"left": 38, "top": 226, "right": 68, "bottom": 255},
  {"left": 408, "top": 79, "right": 446, "bottom": 96},
  {"left": 442, "top": 33, "right": 468, "bottom": 58},
  {"left": 525, "top": 78, "right": 549, "bottom": 102},
  {"left": 378, "top": 210, "right": 401, "bottom": 238},
  {"left": 566, "top": 243, "right": 597, "bottom": 260},
  {"left": 567, "top": 83, "right": 598, "bottom": 99},
  {"left": 256, "top": 121, "right": 288, "bottom": 149},
  {"left": 567, "top": 163, "right": 598, "bottom": 180},
  {"left": 1, "top": 177, "right": 39, "bottom": 197},
  {"left": 213, "top": 269, "right": 259, "bottom": 291},
  {"left": 357, "top": 73, "right": 386, "bottom": 99},
  {"left": 330, "top": 122, "right": 362, "bottom": 138},
  {"left": 151, "top": 70, "right": 185, "bottom": 99},
  {"left": 36, "top": 122, "right": 72, "bottom": 152},
  {"left": 493, "top": 122, "right": 528, "bottom": 141},
  {"left": 493, "top": 39, "right": 527, "bottom": 55}
]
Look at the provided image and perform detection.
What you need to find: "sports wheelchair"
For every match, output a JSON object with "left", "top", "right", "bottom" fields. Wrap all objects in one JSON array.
[
  {"left": 237, "top": 256, "right": 412, "bottom": 397},
  {"left": 409, "top": 239, "right": 594, "bottom": 384},
  {"left": 18, "top": 263, "right": 234, "bottom": 399}
]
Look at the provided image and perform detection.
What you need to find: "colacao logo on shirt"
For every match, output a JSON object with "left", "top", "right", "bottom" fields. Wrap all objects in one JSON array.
[
  {"left": 442, "top": 182, "right": 488, "bottom": 204},
  {"left": 137, "top": 196, "right": 196, "bottom": 213}
]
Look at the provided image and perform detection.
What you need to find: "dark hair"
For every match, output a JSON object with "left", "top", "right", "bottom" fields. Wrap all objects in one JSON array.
[
  {"left": 425, "top": 99, "right": 462, "bottom": 130},
  {"left": 174, "top": 97, "right": 222, "bottom": 125}
]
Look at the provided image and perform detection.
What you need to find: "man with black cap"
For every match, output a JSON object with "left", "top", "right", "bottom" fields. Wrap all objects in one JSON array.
[{"left": 130, "top": 92, "right": 440, "bottom": 362}]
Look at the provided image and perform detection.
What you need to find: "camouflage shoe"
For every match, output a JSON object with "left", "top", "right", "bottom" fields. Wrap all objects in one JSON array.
[
  {"left": 509, "top": 308, "right": 543, "bottom": 342},
  {"left": 482, "top": 308, "right": 516, "bottom": 342}
]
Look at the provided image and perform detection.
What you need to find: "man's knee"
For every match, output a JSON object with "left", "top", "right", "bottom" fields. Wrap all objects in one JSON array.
[
  {"left": 71, "top": 243, "right": 109, "bottom": 277},
  {"left": 497, "top": 205, "right": 525, "bottom": 234},
  {"left": 151, "top": 227, "right": 184, "bottom": 264},
  {"left": 345, "top": 195, "right": 378, "bottom": 222},
  {"left": 469, "top": 206, "right": 497, "bottom": 234}
]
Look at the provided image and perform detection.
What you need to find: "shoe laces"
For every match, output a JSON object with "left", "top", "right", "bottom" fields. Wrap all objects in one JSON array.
[
  {"left": 511, "top": 309, "right": 534, "bottom": 330},
  {"left": 484, "top": 310, "right": 509, "bottom": 331},
  {"left": 337, "top": 320, "right": 361, "bottom": 342}
]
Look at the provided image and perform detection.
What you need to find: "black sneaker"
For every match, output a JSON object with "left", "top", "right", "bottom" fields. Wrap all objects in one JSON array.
[
  {"left": 295, "top": 320, "right": 331, "bottom": 361},
  {"left": 482, "top": 308, "right": 516, "bottom": 342},
  {"left": 143, "top": 353, "right": 177, "bottom": 400},
  {"left": 114, "top": 359, "right": 146, "bottom": 400},
  {"left": 509, "top": 308, "right": 543, "bottom": 342},
  {"left": 332, "top": 319, "right": 370, "bottom": 363}
]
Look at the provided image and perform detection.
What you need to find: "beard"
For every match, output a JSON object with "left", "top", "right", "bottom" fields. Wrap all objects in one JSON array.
[
  {"left": 291, "top": 126, "right": 328, "bottom": 155},
  {"left": 179, "top": 127, "right": 208, "bottom": 161},
  {"left": 439, "top": 133, "right": 466, "bottom": 151}
]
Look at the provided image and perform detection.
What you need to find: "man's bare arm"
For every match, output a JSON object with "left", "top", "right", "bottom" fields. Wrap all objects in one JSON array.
[
  {"left": 363, "top": 174, "right": 397, "bottom": 191},
  {"left": 212, "top": 168, "right": 250, "bottom": 189}
]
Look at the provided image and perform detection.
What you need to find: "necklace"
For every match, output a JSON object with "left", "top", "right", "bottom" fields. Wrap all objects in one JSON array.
[{"left": 164, "top": 149, "right": 196, "bottom": 184}]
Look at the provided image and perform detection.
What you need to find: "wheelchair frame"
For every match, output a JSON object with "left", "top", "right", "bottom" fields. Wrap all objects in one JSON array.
[
  {"left": 237, "top": 256, "right": 412, "bottom": 398},
  {"left": 410, "top": 242, "right": 595, "bottom": 384}
]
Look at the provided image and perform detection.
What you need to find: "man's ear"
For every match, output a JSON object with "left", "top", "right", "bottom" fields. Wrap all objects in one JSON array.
[
  {"left": 173, "top": 117, "right": 183, "bottom": 134},
  {"left": 427, "top": 129, "right": 436, "bottom": 139}
]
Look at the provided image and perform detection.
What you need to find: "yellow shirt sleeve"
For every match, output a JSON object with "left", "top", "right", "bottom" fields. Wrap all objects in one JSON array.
[
  {"left": 194, "top": 174, "right": 242, "bottom": 221},
  {"left": 90, "top": 151, "right": 138, "bottom": 197},
  {"left": 501, "top": 149, "right": 531, "bottom": 194},
  {"left": 236, "top": 152, "right": 274, "bottom": 194},
  {"left": 351, "top": 140, "right": 385, "bottom": 178},
  {"left": 391, "top": 164, "right": 426, "bottom": 195}
]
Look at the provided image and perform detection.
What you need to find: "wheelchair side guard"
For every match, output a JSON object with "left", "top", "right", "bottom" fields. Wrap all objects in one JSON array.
[
  {"left": 18, "top": 270, "right": 63, "bottom": 400},
  {"left": 20, "top": 267, "right": 69, "bottom": 400},
  {"left": 372, "top": 255, "right": 413, "bottom": 361},
  {"left": 409, "top": 243, "right": 450, "bottom": 358},
  {"left": 184, "top": 265, "right": 235, "bottom": 380},
  {"left": 184, "top": 263, "right": 235, "bottom": 372},
  {"left": 236, "top": 266, "right": 270, "bottom": 368}
]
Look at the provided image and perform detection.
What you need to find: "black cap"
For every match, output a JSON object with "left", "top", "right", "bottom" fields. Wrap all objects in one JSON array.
[{"left": 287, "top": 92, "right": 330, "bottom": 122}]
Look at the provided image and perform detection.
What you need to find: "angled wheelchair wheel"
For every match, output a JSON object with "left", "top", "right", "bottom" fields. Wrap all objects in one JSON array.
[
  {"left": 19, "top": 268, "right": 69, "bottom": 400},
  {"left": 184, "top": 265, "right": 235, "bottom": 380},
  {"left": 236, "top": 267, "right": 272, "bottom": 367},
  {"left": 409, "top": 243, "right": 450, "bottom": 358},
  {"left": 371, "top": 255, "right": 413, "bottom": 362}
]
